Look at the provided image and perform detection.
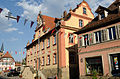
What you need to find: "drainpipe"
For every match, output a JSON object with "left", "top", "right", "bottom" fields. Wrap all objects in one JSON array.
[{"left": 57, "top": 30, "right": 60, "bottom": 79}]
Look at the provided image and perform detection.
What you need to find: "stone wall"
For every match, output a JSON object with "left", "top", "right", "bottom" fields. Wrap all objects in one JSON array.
[{"left": 41, "top": 68, "right": 57, "bottom": 78}]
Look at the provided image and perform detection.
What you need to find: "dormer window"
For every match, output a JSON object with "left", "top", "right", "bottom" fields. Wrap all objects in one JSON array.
[
  {"left": 101, "top": 13, "right": 105, "bottom": 19},
  {"left": 83, "top": 7, "right": 87, "bottom": 14}
]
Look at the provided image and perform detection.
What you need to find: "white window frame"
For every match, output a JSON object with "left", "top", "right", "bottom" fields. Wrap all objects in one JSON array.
[
  {"left": 53, "top": 53, "right": 56, "bottom": 64},
  {"left": 83, "top": 7, "right": 87, "bottom": 14},
  {"left": 42, "top": 57, "right": 44, "bottom": 65},
  {"left": 53, "top": 35, "right": 56, "bottom": 45},
  {"left": 47, "top": 38, "right": 50, "bottom": 47},
  {"left": 47, "top": 55, "right": 50, "bottom": 65},
  {"left": 69, "top": 34, "right": 74, "bottom": 43},
  {"left": 79, "top": 20, "right": 83, "bottom": 27}
]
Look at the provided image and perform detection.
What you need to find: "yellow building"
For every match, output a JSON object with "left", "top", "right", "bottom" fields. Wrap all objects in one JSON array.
[{"left": 25, "top": 0, "right": 94, "bottom": 79}]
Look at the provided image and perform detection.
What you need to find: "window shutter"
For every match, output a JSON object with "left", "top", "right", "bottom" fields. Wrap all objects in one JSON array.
[
  {"left": 103, "top": 29, "right": 108, "bottom": 41},
  {"left": 79, "top": 36, "right": 83, "bottom": 47},
  {"left": 101, "top": 30, "right": 104, "bottom": 42},
  {"left": 88, "top": 33, "right": 94, "bottom": 45},
  {"left": 116, "top": 25, "right": 120, "bottom": 39},
  {"left": 93, "top": 33, "right": 96, "bottom": 43},
  {"left": 82, "top": 36, "right": 85, "bottom": 46}
]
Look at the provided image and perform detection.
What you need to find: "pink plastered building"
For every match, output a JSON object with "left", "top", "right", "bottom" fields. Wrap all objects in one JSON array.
[{"left": 75, "top": 0, "right": 120, "bottom": 78}]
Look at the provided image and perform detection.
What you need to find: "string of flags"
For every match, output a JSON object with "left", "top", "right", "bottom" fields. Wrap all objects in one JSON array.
[
  {"left": 0, "top": 8, "right": 35, "bottom": 28},
  {"left": 14, "top": 51, "right": 25, "bottom": 55}
]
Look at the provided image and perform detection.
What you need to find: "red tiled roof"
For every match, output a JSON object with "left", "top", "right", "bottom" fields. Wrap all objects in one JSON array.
[
  {"left": 2, "top": 51, "right": 13, "bottom": 58},
  {"left": 35, "top": 15, "right": 56, "bottom": 32},
  {"left": 42, "top": 15, "right": 56, "bottom": 31}
]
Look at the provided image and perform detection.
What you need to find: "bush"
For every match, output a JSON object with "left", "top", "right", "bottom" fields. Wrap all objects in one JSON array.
[{"left": 92, "top": 70, "right": 98, "bottom": 79}]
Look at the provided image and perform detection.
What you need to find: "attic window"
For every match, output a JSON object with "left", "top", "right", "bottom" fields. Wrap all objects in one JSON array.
[
  {"left": 101, "top": 13, "right": 105, "bottom": 19},
  {"left": 83, "top": 7, "right": 87, "bottom": 14}
]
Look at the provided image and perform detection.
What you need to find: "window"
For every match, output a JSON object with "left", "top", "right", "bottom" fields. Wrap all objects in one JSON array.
[
  {"left": 47, "top": 55, "right": 50, "bottom": 65},
  {"left": 101, "top": 29, "right": 108, "bottom": 42},
  {"left": 79, "top": 36, "right": 83, "bottom": 47},
  {"left": 42, "top": 57, "right": 44, "bottom": 66},
  {"left": 53, "top": 53, "right": 56, "bottom": 64},
  {"left": 47, "top": 38, "right": 50, "bottom": 47},
  {"left": 83, "top": 7, "right": 87, "bottom": 14},
  {"left": 39, "top": 30, "right": 40, "bottom": 37},
  {"left": 86, "top": 56, "right": 103, "bottom": 76},
  {"left": 94, "top": 31, "right": 102, "bottom": 43},
  {"left": 79, "top": 20, "right": 83, "bottom": 27},
  {"left": 42, "top": 40, "right": 44, "bottom": 49},
  {"left": 69, "top": 34, "right": 74, "bottom": 43},
  {"left": 84, "top": 34, "right": 89, "bottom": 46},
  {"left": 53, "top": 35, "right": 56, "bottom": 45},
  {"left": 110, "top": 53, "right": 120, "bottom": 75},
  {"left": 108, "top": 26, "right": 117, "bottom": 40},
  {"left": 101, "top": 13, "right": 105, "bottom": 19},
  {"left": 116, "top": 25, "right": 120, "bottom": 38},
  {"left": 88, "top": 33, "right": 94, "bottom": 45}
]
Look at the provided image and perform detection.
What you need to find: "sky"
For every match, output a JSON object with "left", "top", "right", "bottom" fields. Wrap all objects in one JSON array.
[{"left": 0, "top": 0, "right": 114, "bottom": 62}]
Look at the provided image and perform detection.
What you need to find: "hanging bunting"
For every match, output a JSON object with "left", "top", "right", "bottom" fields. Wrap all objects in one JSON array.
[
  {"left": 15, "top": 51, "right": 17, "bottom": 54},
  {"left": 0, "top": 8, "right": 3, "bottom": 13},
  {"left": 8, "top": 12, "right": 12, "bottom": 20},
  {"left": 17, "top": 15, "right": 20, "bottom": 23},
  {"left": 23, "top": 51, "right": 25, "bottom": 54},
  {"left": 24, "top": 19, "right": 28, "bottom": 25},
  {"left": 30, "top": 21, "right": 34, "bottom": 28}
]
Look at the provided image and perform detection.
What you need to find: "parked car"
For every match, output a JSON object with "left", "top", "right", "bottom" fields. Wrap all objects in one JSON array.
[{"left": 7, "top": 69, "right": 20, "bottom": 77}]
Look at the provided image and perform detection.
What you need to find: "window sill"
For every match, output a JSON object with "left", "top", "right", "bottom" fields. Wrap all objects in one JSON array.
[
  {"left": 46, "top": 64, "right": 50, "bottom": 66},
  {"left": 53, "top": 43, "right": 56, "bottom": 46},
  {"left": 53, "top": 63, "right": 57, "bottom": 65},
  {"left": 42, "top": 48, "right": 44, "bottom": 50},
  {"left": 47, "top": 46, "right": 50, "bottom": 48},
  {"left": 69, "top": 43, "right": 74, "bottom": 45},
  {"left": 83, "top": 13, "right": 87, "bottom": 15},
  {"left": 41, "top": 65, "right": 44, "bottom": 66}
]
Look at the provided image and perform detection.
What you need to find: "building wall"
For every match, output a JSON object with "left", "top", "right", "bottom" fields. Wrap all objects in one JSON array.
[
  {"left": 62, "top": 1, "right": 94, "bottom": 29},
  {"left": 78, "top": 22, "right": 120, "bottom": 76},
  {"left": 0, "top": 58, "right": 15, "bottom": 71},
  {"left": 26, "top": 1, "right": 94, "bottom": 79},
  {"left": 22, "top": 67, "right": 34, "bottom": 79}
]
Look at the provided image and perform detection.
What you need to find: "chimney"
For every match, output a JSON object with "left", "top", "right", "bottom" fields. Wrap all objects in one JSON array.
[
  {"left": 63, "top": 10, "right": 67, "bottom": 18},
  {"left": 104, "top": 10, "right": 108, "bottom": 17},
  {"left": 69, "top": 8, "right": 72, "bottom": 12}
]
